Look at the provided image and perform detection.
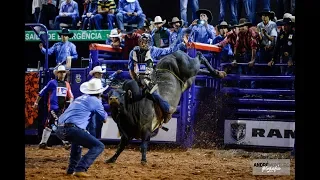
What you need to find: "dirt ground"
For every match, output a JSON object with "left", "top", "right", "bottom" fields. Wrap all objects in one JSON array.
[{"left": 25, "top": 145, "right": 295, "bottom": 180}]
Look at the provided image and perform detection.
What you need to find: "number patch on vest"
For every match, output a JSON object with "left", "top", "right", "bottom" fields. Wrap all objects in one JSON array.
[
  {"left": 138, "top": 63, "right": 147, "bottom": 73},
  {"left": 56, "top": 87, "right": 67, "bottom": 97}
]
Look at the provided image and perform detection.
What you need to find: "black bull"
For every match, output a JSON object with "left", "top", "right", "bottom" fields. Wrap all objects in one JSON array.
[{"left": 105, "top": 50, "right": 221, "bottom": 165}]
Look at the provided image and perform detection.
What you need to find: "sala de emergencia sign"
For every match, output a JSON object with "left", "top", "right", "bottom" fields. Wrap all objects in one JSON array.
[{"left": 25, "top": 30, "right": 111, "bottom": 42}]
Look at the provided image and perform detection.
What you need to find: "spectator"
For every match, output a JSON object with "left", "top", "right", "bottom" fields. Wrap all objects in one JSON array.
[
  {"left": 122, "top": 26, "right": 140, "bottom": 59},
  {"left": 104, "top": 29, "right": 124, "bottom": 60},
  {"left": 189, "top": 9, "right": 216, "bottom": 44},
  {"left": 271, "top": 17, "right": 295, "bottom": 89},
  {"left": 232, "top": 18, "right": 258, "bottom": 89},
  {"left": 151, "top": 16, "right": 171, "bottom": 48},
  {"left": 168, "top": 17, "right": 186, "bottom": 45},
  {"left": 213, "top": 21, "right": 233, "bottom": 67},
  {"left": 54, "top": 0, "right": 80, "bottom": 30},
  {"left": 256, "top": 10, "right": 278, "bottom": 64},
  {"left": 116, "top": 0, "right": 146, "bottom": 31},
  {"left": 81, "top": 0, "right": 98, "bottom": 30},
  {"left": 93, "top": 0, "right": 116, "bottom": 30}
]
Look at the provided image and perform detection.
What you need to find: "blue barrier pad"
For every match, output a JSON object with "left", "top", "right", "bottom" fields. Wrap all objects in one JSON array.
[
  {"left": 220, "top": 63, "right": 291, "bottom": 66},
  {"left": 25, "top": 129, "right": 38, "bottom": 135},
  {"left": 230, "top": 98, "right": 295, "bottom": 105},
  {"left": 236, "top": 109, "right": 295, "bottom": 115},
  {"left": 222, "top": 75, "right": 295, "bottom": 81},
  {"left": 220, "top": 88, "right": 295, "bottom": 95}
]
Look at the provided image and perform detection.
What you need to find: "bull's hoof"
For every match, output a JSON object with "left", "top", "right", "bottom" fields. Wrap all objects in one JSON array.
[
  {"left": 105, "top": 158, "right": 116, "bottom": 164},
  {"left": 141, "top": 160, "right": 147, "bottom": 166}
]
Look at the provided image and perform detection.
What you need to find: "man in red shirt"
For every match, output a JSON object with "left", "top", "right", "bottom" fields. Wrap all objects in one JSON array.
[
  {"left": 122, "top": 26, "right": 141, "bottom": 59},
  {"left": 232, "top": 18, "right": 259, "bottom": 89}
]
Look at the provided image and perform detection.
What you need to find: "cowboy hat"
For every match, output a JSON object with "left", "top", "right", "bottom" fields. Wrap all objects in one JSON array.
[
  {"left": 276, "top": 13, "right": 295, "bottom": 25},
  {"left": 80, "top": 78, "right": 109, "bottom": 95},
  {"left": 217, "top": 21, "right": 229, "bottom": 29},
  {"left": 234, "top": 18, "right": 252, "bottom": 27},
  {"left": 152, "top": 16, "right": 166, "bottom": 25},
  {"left": 169, "top": 17, "right": 184, "bottom": 26},
  {"left": 277, "top": 17, "right": 295, "bottom": 26},
  {"left": 257, "top": 9, "right": 275, "bottom": 20},
  {"left": 122, "top": 26, "right": 137, "bottom": 34},
  {"left": 57, "top": 28, "right": 74, "bottom": 38},
  {"left": 196, "top": 9, "right": 213, "bottom": 24},
  {"left": 89, "top": 66, "right": 106, "bottom": 76},
  {"left": 109, "top": 29, "right": 121, "bottom": 38},
  {"left": 53, "top": 65, "right": 68, "bottom": 76},
  {"left": 126, "top": 0, "right": 135, "bottom": 2}
]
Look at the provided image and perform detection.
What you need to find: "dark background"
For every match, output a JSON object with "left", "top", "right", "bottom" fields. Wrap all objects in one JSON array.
[{"left": 25, "top": 0, "right": 279, "bottom": 68}]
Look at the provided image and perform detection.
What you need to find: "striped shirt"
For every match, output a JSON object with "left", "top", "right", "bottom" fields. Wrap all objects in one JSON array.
[{"left": 98, "top": 0, "right": 116, "bottom": 11}]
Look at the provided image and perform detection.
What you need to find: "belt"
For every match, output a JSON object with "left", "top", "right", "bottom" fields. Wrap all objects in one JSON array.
[{"left": 58, "top": 123, "right": 76, "bottom": 128}]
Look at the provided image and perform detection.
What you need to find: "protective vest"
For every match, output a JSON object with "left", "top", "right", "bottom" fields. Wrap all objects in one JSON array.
[{"left": 132, "top": 49, "right": 154, "bottom": 75}]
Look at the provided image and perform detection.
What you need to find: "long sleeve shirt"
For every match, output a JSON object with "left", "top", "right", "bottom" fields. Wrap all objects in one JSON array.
[
  {"left": 58, "top": 94, "right": 108, "bottom": 130},
  {"left": 41, "top": 41, "right": 78, "bottom": 64},
  {"left": 59, "top": 0, "right": 79, "bottom": 17}
]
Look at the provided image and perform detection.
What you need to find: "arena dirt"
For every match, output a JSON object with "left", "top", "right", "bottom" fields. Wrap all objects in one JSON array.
[{"left": 25, "top": 145, "right": 295, "bottom": 180}]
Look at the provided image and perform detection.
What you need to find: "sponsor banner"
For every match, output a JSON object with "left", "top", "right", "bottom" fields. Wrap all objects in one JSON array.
[
  {"left": 101, "top": 117, "right": 177, "bottom": 142},
  {"left": 252, "top": 159, "right": 291, "bottom": 175},
  {"left": 25, "top": 30, "right": 110, "bottom": 41},
  {"left": 224, "top": 120, "right": 295, "bottom": 147}
]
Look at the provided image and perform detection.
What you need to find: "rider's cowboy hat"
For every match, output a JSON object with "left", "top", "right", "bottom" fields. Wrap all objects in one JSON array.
[
  {"left": 234, "top": 18, "right": 252, "bottom": 27},
  {"left": 57, "top": 28, "right": 74, "bottom": 38},
  {"left": 152, "top": 16, "right": 166, "bottom": 25},
  {"left": 169, "top": 17, "right": 184, "bottom": 26},
  {"left": 80, "top": 78, "right": 109, "bottom": 95},
  {"left": 196, "top": 9, "right": 213, "bottom": 24},
  {"left": 109, "top": 29, "right": 121, "bottom": 38},
  {"left": 53, "top": 65, "right": 68, "bottom": 76},
  {"left": 89, "top": 66, "right": 106, "bottom": 76}
]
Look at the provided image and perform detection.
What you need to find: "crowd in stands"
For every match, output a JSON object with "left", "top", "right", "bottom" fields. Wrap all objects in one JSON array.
[{"left": 31, "top": 0, "right": 295, "bottom": 91}]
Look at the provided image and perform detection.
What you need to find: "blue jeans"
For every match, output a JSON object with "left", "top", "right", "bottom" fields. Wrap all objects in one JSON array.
[
  {"left": 116, "top": 13, "right": 146, "bottom": 31},
  {"left": 276, "top": 0, "right": 293, "bottom": 19},
  {"left": 237, "top": 0, "right": 256, "bottom": 25},
  {"left": 122, "top": 80, "right": 170, "bottom": 113},
  {"left": 180, "top": 0, "right": 199, "bottom": 26},
  {"left": 54, "top": 15, "right": 79, "bottom": 30},
  {"left": 93, "top": 14, "right": 115, "bottom": 30},
  {"left": 219, "top": 0, "right": 238, "bottom": 25},
  {"left": 55, "top": 126, "right": 105, "bottom": 173},
  {"left": 82, "top": 16, "right": 94, "bottom": 30},
  {"left": 262, "top": 0, "right": 270, "bottom": 11}
]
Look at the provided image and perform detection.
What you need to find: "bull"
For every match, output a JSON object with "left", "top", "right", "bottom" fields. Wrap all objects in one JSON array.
[{"left": 106, "top": 50, "right": 225, "bottom": 165}]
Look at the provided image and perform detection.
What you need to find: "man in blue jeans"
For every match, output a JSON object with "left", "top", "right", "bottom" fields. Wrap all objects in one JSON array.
[{"left": 55, "top": 78, "right": 108, "bottom": 177}]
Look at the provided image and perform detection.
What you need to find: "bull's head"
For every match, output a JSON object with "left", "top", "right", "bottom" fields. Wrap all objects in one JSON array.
[{"left": 108, "top": 89, "right": 126, "bottom": 108}]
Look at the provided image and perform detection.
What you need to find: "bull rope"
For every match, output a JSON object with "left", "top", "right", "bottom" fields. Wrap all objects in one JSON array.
[{"left": 155, "top": 68, "right": 188, "bottom": 92}]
